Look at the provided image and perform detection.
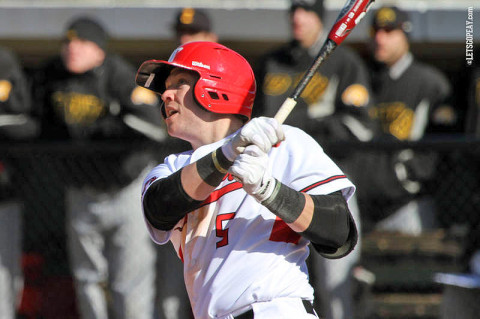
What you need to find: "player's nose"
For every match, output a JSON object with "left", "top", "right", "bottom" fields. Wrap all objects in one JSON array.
[{"left": 161, "top": 88, "right": 175, "bottom": 103}]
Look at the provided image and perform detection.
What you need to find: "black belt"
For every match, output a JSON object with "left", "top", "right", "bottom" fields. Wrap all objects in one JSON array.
[{"left": 235, "top": 300, "right": 316, "bottom": 319}]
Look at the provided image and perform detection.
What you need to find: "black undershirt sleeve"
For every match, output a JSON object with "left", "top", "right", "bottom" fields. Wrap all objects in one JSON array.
[
  {"left": 307, "top": 192, "right": 358, "bottom": 259},
  {"left": 143, "top": 170, "right": 203, "bottom": 231},
  {"left": 143, "top": 147, "right": 233, "bottom": 231}
]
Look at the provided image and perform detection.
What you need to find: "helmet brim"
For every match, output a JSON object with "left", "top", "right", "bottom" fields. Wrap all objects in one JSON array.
[{"left": 135, "top": 59, "right": 198, "bottom": 94}]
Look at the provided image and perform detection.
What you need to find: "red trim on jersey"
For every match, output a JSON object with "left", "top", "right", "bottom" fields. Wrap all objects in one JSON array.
[
  {"left": 268, "top": 175, "right": 347, "bottom": 245},
  {"left": 201, "top": 182, "right": 243, "bottom": 206},
  {"left": 178, "top": 215, "right": 187, "bottom": 263},
  {"left": 178, "top": 245, "right": 184, "bottom": 263},
  {"left": 269, "top": 217, "right": 301, "bottom": 244},
  {"left": 300, "top": 175, "right": 347, "bottom": 193},
  {"left": 142, "top": 176, "right": 157, "bottom": 197}
]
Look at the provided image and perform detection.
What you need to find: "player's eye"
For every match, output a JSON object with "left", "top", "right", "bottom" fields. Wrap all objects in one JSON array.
[{"left": 177, "top": 78, "right": 188, "bottom": 85}]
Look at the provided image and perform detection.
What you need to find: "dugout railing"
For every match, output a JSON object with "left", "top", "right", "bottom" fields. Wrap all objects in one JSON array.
[{"left": 1, "top": 136, "right": 478, "bottom": 319}]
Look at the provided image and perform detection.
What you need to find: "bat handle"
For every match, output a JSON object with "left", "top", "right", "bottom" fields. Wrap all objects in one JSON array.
[{"left": 273, "top": 97, "right": 297, "bottom": 124}]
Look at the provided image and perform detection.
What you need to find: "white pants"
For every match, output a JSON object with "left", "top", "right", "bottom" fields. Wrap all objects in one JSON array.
[
  {"left": 67, "top": 171, "right": 155, "bottom": 319},
  {"left": 0, "top": 201, "right": 23, "bottom": 319}
]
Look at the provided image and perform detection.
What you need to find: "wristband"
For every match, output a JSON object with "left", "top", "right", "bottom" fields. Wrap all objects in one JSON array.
[
  {"left": 196, "top": 148, "right": 233, "bottom": 187},
  {"left": 261, "top": 180, "right": 305, "bottom": 224},
  {"left": 212, "top": 148, "right": 232, "bottom": 174}
]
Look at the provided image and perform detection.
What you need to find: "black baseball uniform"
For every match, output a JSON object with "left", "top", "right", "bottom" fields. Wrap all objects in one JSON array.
[
  {"left": 0, "top": 46, "right": 36, "bottom": 319},
  {"left": 31, "top": 52, "right": 162, "bottom": 319},
  {"left": 254, "top": 38, "right": 376, "bottom": 144},
  {"left": 369, "top": 53, "right": 452, "bottom": 140}
]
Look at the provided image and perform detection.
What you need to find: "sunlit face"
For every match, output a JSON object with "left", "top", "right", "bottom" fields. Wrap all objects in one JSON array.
[
  {"left": 61, "top": 38, "right": 105, "bottom": 74},
  {"left": 161, "top": 68, "right": 215, "bottom": 145},
  {"left": 290, "top": 7, "right": 323, "bottom": 48},
  {"left": 372, "top": 28, "right": 409, "bottom": 66}
]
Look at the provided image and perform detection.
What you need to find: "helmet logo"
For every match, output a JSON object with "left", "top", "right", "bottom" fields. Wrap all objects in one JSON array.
[
  {"left": 192, "top": 61, "right": 210, "bottom": 70},
  {"left": 168, "top": 47, "right": 184, "bottom": 62}
]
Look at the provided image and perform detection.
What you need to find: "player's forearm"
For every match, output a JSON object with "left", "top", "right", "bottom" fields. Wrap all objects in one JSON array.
[
  {"left": 143, "top": 147, "right": 232, "bottom": 231},
  {"left": 182, "top": 147, "right": 233, "bottom": 200},
  {"left": 262, "top": 182, "right": 350, "bottom": 249}
]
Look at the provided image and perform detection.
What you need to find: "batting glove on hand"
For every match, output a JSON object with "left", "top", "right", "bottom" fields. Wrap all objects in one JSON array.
[
  {"left": 221, "top": 117, "right": 285, "bottom": 162},
  {"left": 229, "top": 144, "right": 277, "bottom": 203}
]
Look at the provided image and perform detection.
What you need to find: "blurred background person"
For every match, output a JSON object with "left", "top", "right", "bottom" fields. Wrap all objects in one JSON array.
[
  {"left": 254, "top": 0, "right": 378, "bottom": 318},
  {"left": 173, "top": 7, "right": 218, "bottom": 45},
  {"left": 356, "top": 6, "right": 453, "bottom": 235},
  {"left": 31, "top": 16, "right": 164, "bottom": 319},
  {"left": 0, "top": 46, "right": 38, "bottom": 319}
]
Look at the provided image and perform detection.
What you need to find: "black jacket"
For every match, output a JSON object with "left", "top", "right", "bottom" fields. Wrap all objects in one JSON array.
[{"left": 254, "top": 39, "right": 377, "bottom": 144}]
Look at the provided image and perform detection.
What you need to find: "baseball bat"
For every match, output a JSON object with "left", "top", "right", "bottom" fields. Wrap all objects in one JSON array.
[{"left": 274, "top": 0, "right": 376, "bottom": 124}]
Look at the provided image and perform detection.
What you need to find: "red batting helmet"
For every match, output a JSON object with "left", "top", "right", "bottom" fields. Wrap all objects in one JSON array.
[{"left": 135, "top": 41, "right": 256, "bottom": 120}]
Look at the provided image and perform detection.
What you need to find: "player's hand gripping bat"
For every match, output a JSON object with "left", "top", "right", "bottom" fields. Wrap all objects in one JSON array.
[{"left": 273, "top": 0, "right": 376, "bottom": 124}]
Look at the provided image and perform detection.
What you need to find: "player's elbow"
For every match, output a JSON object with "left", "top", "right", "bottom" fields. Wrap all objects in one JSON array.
[
  {"left": 143, "top": 188, "right": 180, "bottom": 231},
  {"left": 301, "top": 192, "right": 351, "bottom": 248},
  {"left": 142, "top": 171, "right": 203, "bottom": 231}
]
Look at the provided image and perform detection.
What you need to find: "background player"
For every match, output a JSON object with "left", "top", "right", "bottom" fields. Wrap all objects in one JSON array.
[
  {"left": 355, "top": 6, "right": 453, "bottom": 235},
  {"left": 136, "top": 41, "right": 358, "bottom": 319},
  {"left": 31, "top": 16, "right": 162, "bottom": 319},
  {"left": 173, "top": 7, "right": 218, "bottom": 45},
  {"left": 0, "top": 46, "right": 38, "bottom": 319},
  {"left": 254, "top": 1, "right": 376, "bottom": 317}
]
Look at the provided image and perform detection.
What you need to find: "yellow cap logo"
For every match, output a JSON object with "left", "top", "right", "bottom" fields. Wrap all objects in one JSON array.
[
  {"left": 66, "top": 29, "right": 78, "bottom": 41},
  {"left": 180, "top": 8, "right": 195, "bottom": 25},
  {"left": 375, "top": 7, "right": 397, "bottom": 28}
]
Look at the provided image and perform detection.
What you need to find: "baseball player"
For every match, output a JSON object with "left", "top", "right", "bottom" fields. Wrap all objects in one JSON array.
[
  {"left": 136, "top": 41, "right": 358, "bottom": 319},
  {"left": 358, "top": 6, "right": 453, "bottom": 234},
  {"left": 31, "top": 17, "right": 161, "bottom": 319},
  {"left": 0, "top": 46, "right": 37, "bottom": 319},
  {"left": 173, "top": 7, "right": 218, "bottom": 45}
]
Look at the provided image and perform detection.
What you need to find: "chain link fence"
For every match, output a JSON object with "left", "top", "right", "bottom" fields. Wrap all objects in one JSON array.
[{"left": 1, "top": 135, "right": 479, "bottom": 318}]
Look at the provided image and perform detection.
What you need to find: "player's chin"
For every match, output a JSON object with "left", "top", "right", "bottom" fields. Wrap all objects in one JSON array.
[
  {"left": 166, "top": 125, "right": 178, "bottom": 138},
  {"left": 165, "top": 123, "right": 188, "bottom": 141}
]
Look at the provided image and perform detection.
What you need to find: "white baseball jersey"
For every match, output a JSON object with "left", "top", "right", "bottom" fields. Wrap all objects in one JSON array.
[{"left": 141, "top": 125, "right": 355, "bottom": 319}]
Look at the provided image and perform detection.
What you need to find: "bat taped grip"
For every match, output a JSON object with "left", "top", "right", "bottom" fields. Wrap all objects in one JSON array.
[{"left": 274, "top": 97, "right": 297, "bottom": 124}]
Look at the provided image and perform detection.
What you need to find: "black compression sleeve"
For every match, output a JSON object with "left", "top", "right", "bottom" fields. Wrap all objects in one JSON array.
[
  {"left": 143, "top": 170, "right": 202, "bottom": 231},
  {"left": 143, "top": 147, "right": 233, "bottom": 231},
  {"left": 302, "top": 191, "right": 350, "bottom": 251}
]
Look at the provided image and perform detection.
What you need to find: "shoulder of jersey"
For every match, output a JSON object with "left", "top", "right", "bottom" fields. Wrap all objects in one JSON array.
[
  {"left": 409, "top": 59, "right": 451, "bottom": 91},
  {"left": 281, "top": 124, "right": 318, "bottom": 146}
]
